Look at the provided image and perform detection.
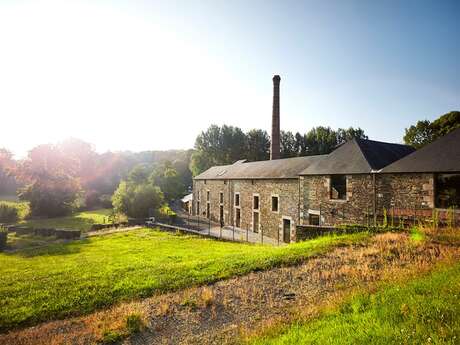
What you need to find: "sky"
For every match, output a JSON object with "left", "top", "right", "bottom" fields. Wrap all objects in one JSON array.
[{"left": 0, "top": 0, "right": 459, "bottom": 158}]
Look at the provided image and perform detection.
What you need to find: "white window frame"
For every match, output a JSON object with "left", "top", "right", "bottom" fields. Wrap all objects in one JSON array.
[
  {"left": 234, "top": 192, "right": 240, "bottom": 207},
  {"left": 252, "top": 193, "right": 261, "bottom": 233},
  {"left": 271, "top": 194, "right": 280, "bottom": 213}
]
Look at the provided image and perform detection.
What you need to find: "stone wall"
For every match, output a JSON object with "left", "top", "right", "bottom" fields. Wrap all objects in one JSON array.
[
  {"left": 193, "top": 178, "right": 300, "bottom": 242},
  {"left": 299, "top": 173, "right": 435, "bottom": 227},
  {"left": 300, "top": 174, "right": 375, "bottom": 226},
  {"left": 376, "top": 173, "right": 434, "bottom": 212},
  {"left": 194, "top": 173, "right": 437, "bottom": 240}
]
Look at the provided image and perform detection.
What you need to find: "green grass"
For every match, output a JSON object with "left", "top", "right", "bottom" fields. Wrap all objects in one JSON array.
[
  {"left": 250, "top": 262, "right": 460, "bottom": 345},
  {"left": 20, "top": 208, "right": 113, "bottom": 232},
  {"left": 0, "top": 228, "right": 368, "bottom": 331}
]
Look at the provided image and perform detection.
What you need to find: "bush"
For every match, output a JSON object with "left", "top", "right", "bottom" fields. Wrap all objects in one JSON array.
[
  {"left": 0, "top": 226, "right": 7, "bottom": 250},
  {"left": 112, "top": 181, "right": 164, "bottom": 219},
  {"left": 125, "top": 313, "right": 144, "bottom": 334},
  {"left": 0, "top": 202, "right": 19, "bottom": 223}
]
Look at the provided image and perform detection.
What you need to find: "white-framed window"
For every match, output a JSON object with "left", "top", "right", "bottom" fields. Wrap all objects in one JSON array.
[
  {"left": 234, "top": 192, "right": 240, "bottom": 207},
  {"left": 253, "top": 194, "right": 260, "bottom": 210},
  {"left": 330, "top": 175, "right": 347, "bottom": 200},
  {"left": 271, "top": 195, "right": 279, "bottom": 213}
]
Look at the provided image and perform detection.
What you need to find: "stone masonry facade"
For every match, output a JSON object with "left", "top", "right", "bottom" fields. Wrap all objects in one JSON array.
[
  {"left": 300, "top": 173, "right": 435, "bottom": 227},
  {"left": 193, "top": 179, "right": 300, "bottom": 242},
  {"left": 193, "top": 173, "right": 442, "bottom": 240}
]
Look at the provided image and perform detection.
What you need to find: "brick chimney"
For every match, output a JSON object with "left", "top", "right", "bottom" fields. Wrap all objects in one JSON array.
[{"left": 270, "top": 75, "right": 281, "bottom": 160}]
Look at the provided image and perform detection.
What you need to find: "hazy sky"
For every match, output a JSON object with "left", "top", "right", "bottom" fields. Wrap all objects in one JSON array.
[{"left": 0, "top": 0, "right": 459, "bottom": 157}]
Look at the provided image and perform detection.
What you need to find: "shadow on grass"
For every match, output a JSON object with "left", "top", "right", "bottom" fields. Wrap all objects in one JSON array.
[{"left": 4, "top": 238, "right": 89, "bottom": 258}]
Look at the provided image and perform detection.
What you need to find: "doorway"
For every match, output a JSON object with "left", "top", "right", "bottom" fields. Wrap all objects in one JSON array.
[
  {"left": 283, "top": 218, "right": 291, "bottom": 243},
  {"left": 253, "top": 212, "right": 259, "bottom": 233},
  {"left": 235, "top": 208, "right": 241, "bottom": 228},
  {"left": 206, "top": 203, "right": 210, "bottom": 219},
  {"left": 219, "top": 205, "right": 224, "bottom": 224}
]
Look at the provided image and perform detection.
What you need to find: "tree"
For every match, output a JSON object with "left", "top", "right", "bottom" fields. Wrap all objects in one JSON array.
[
  {"left": 190, "top": 124, "right": 247, "bottom": 175},
  {"left": 280, "top": 131, "right": 297, "bottom": 158},
  {"left": 112, "top": 180, "right": 164, "bottom": 219},
  {"left": 0, "top": 149, "right": 18, "bottom": 195},
  {"left": 246, "top": 129, "right": 270, "bottom": 162},
  {"left": 304, "top": 126, "right": 338, "bottom": 155},
  {"left": 14, "top": 144, "right": 82, "bottom": 217},
  {"left": 150, "top": 162, "right": 185, "bottom": 201},
  {"left": 404, "top": 111, "right": 460, "bottom": 148}
]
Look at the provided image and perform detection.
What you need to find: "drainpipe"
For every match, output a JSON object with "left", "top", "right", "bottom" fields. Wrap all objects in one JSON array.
[
  {"left": 373, "top": 173, "right": 377, "bottom": 226},
  {"left": 298, "top": 177, "right": 301, "bottom": 224},
  {"left": 371, "top": 169, "right": 382, "bottom": 226}
]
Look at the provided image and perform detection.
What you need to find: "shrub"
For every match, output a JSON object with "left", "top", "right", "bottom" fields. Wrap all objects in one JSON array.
[
  {"left": 112, "top": 181, "right": 164, "bottom": 218},
  {"left": 0, "top": 202, "right": 19, "bottom": 223},
  {"left": 125, "top": 313, "right": 144, "bottom": 334},
  {"left": 0, "top": 226, "right": 7, "bottom": 250},
  {"left": 101, "top": 330, "right": 123, "bottom": 344}
]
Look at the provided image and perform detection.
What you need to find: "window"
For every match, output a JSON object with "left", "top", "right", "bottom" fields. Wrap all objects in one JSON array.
[
  {"left": 435, "top": 173, "right": 460, "bottom": 208},
  {"left": 207, "top": 190, "right": 210, "bottom": 201},
  {"left": 235, "top": 193, "right": 240, "bottom": 207},
  {"left": 271, "top": 196, "right": 279, "bottom": 212},
  {"left": 219, "top": 192, "right": 224, "bottom": 204},
  {"left": 253, "top": 195, "right": 259, "bottom": 210},
  {"left": 197, "top": 191, "right": 201, "bottom": 201},
  {"left": 330, "top": 175, "right": 347, "bottom": 200},
  {"left": 309, "top": 214, "right": 320, "bottom": 226}
]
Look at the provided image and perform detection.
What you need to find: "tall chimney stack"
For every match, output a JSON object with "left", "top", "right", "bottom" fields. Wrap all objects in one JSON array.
[{"left": 270, "top": 75, "right": 281, "bottom": 160}]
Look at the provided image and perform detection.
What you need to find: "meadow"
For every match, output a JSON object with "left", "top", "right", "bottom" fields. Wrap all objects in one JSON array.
[
  {"left": 0, "top": 228, "right": 368, "bottom": 331},
  {"left": 19, "top": 208, "right": 113, "bottom": 232},
  {"left": 250, "top": 260, "right": 460, "bottom": 345}
]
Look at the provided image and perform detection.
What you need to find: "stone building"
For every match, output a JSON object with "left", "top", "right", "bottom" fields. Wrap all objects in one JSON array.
[
  {"left": 193, "top": 155, "right": 324, "bottom": 242},
  {"left": 378, "top": 127, "right": 460, "bottom": 220},
  {"left": 299, "top": 138, "right": 414, "bottom": 226},
  {"left": 192, "top": 75, "right": 460, "bottom": 242}
]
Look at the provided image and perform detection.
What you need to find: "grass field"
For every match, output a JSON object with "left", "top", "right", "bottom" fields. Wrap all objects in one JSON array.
[
  {"left": 20, "top": 208, "right": 113, "bottom": 232},
  {"left": 250, "top": 261, "right": 460, "bottom": 345},
  {"left": 0, "top": 228, "right": 368, "bottom": 331}
]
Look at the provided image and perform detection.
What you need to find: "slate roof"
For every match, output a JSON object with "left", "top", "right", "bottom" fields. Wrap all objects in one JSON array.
[
  {"left": 382, "top": 128, "right": 460, "bottom": 173},
  {"left": 299, "top": 138, "right": 415, "bottom": 175},
  {"left": 194, "top": 155, "right": 326, "bottom": 180}
]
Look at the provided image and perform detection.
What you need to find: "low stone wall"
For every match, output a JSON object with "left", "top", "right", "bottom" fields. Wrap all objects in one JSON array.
[
  {"left": 6, "top": 225, "right": 81, "bottom": 239},
  {"left": 296, "top": 225, "right": 339, "bottom": 240},
  {"left": 90, "top": 222, "right": 129, "bottom": 231}
]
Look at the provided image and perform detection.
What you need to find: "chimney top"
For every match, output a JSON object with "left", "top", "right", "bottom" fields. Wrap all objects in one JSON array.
[{"left": 273, "top": 75, "right": 281, "bottom": 82}]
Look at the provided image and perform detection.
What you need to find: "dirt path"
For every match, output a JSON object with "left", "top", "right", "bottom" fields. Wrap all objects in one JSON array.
[{"left": 1, "top": 232, "right": 459, "bottom": 345}]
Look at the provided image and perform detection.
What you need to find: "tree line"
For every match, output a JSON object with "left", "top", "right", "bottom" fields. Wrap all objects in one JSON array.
[
  {"left": 189, "top": 125, "right": 368, "bottom": 175},
  {"left": 1, "top": 110, "right": 457, "bottom": 219}
]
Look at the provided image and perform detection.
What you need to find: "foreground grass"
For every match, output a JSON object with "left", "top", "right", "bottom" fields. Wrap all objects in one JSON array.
[
  {"left": 20, "top": 208, "right": 113, "bottom": 232},
  {"left": 250, "top": 261, "right": 460, "bottom": 345},
  {"left": 0, "top": 228, "right": 367, "bottom": 331}
]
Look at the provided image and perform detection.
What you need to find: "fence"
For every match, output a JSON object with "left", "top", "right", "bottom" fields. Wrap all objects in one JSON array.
[{"left": 156, "top": 212, "right": 281, "bottom": 245}]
